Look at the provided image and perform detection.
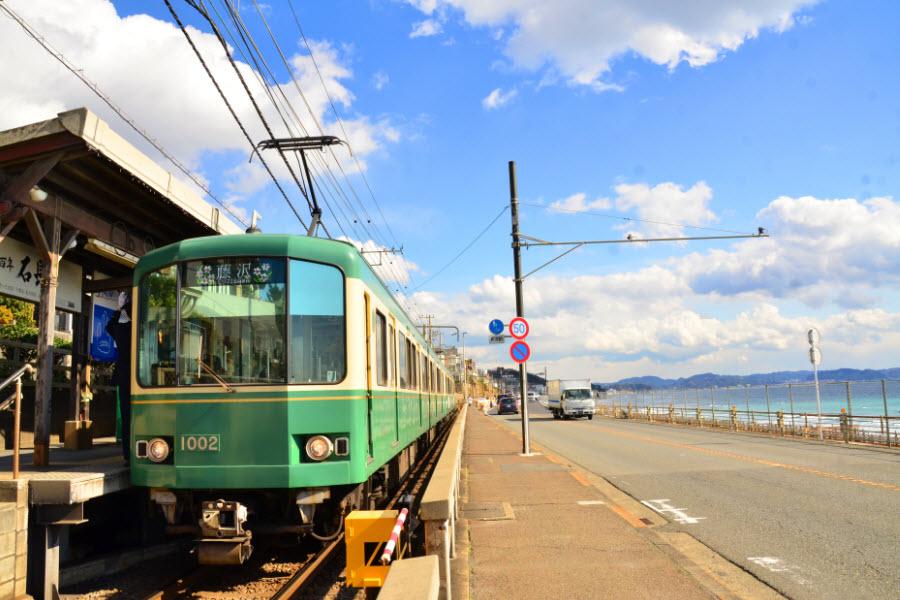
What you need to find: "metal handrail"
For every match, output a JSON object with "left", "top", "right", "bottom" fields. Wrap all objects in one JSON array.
[
  {"left": 0, "top": 363, "right": 35, "bottom": 393},
  {"left": 2, "top": 363, "right": 35, "bottom": 479}
]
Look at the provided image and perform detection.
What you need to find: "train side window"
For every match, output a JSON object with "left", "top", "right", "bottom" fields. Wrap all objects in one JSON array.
[
  {"left": 399, "top": 335, "right": 408, "bottom": 389},
  {"left": 388, "top": 324, "right": 396, "bottom": 387},
  {"left": 411, "top": 345, "right": 417, "bottom": 390},
  {"left": 137, "top": 264, "right": 177, "bottom": 387},
  {"left": 375, "top": 311, "right": 387, "bottom": 387}
]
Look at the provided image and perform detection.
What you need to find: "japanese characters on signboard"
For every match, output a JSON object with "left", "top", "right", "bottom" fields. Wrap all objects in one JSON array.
[
  {"left": 0, "top": 237, "right": 83, "bottom": 312},
  {"left": 187, "top": 258, "right": 277, "bottom": 286}
]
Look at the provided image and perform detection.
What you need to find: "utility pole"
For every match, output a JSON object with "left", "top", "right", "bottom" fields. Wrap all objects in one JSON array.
[{"left": 508, "top": 161, "right": 531, "bottom": 455}]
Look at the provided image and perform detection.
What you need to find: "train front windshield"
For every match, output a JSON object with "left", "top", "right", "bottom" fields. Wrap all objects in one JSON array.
[{"left": 137, "top": 257, "right": 345, "bottom": 387}]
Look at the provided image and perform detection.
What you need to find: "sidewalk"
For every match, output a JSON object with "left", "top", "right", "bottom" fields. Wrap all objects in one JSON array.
[{"left": 452, "top": 409, "right": 773, "bottom": 600}]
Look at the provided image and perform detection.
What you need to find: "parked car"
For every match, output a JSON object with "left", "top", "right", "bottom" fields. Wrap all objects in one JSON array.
[{"left": 498, "top": 396, "right": 519, "bottom": 415}]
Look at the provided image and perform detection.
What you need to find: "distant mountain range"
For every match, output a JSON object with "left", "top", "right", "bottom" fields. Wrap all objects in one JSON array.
[{"left": 603, "top": 367, "right": 900, "bottom": 390}]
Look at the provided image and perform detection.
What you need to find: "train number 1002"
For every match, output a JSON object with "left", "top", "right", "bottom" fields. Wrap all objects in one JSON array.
[{"left": 179, "top": 434, "right": 220, "bottom": 452}]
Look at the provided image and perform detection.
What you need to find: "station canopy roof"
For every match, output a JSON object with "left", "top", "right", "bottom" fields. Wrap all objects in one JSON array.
[{"left": 0, "top": 108, "right": 244, "bottom": 282}]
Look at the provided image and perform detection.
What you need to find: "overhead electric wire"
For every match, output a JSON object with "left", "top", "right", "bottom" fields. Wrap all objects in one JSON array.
[
  {"left": 238, "top": 0, "right": 423, "bottom": 308},
  {"left": 245, "top": 0, "right": 386, "bottom": 247},
  {"left": 412, "top": 205, "right": 509, "bottom": 291},
  {"left": 0, "top": 1, "right": 249, "bottom": 228},
  {"left": 236, "top": 0, "right": 421, "bottom": 308},
  {"left": 164, "top": 0, "right": 309, "bottom": 231},
  {"left": 524, "top": 201, "right": 752, "bottom": 235},
  {"left": 286, "top": 0, "right": 401, "bottom": 248},
  {"left": 180, "top": 0, "right": 318, "bottom": 225},
  {"left": 216, "top": 0, "right": 383, "bottom": 247},
  {"left": 198, "top": 0, "right": 424, "bottom": 319},
  {"left": 207, "top": 0, "right": 353, "bottom": 240}
]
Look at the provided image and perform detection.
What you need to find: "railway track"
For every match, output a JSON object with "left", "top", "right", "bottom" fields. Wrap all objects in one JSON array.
[{"left": 133, "top": 414, "right": 455, "bottom": 600}]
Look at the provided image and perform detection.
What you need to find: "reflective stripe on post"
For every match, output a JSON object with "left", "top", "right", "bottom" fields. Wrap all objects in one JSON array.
[{"left": 380, "top": 507, "right": 409, "bottom": 565}]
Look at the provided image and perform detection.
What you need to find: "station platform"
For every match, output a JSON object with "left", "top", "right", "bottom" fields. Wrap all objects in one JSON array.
[
  {"left": 0, "top": 440, "right": 129, "bottom": 505},
  {"left": 453, "top": 408, "right": 777, "bottom": 600},
  {"left": 0, "top": 440, "right": 130, "bottom": 600}
]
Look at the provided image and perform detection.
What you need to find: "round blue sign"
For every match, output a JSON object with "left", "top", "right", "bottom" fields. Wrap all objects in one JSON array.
[
  {"left": 510, "top": 340, "right": 531, "bottom": 364},
  {"left": 489, "top": 319, "right": 504, "bottom": 335}
]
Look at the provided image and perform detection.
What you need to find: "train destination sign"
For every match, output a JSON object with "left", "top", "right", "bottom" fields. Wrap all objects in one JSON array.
[
  {"left": 509, "top": 317, "right": 529, "bottom": 339},
  {"left": 510, "top": 340, "right": 531, "bottom": 363},
  {"left": 489, "top": 319, "right": 504, "bottom": 335}
]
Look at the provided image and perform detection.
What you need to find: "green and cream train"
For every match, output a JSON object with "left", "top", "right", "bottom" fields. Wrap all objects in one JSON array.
[{"left": 129, "top": 234, "right": 456, "bottom": 563}]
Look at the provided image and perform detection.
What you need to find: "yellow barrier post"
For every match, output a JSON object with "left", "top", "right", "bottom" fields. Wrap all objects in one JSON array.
[{"left": 345, "top": 510, "right": 399, "bottom": 589}]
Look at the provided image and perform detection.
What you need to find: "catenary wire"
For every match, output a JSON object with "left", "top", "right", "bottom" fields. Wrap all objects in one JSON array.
[
  {"left": 522, "top": 201, "right": 752, "bottom": 235},
  {"left": 164, "top": 0, "right": 309, "bottom": 230},
  {"left": 285, "top": 0, "right": 401, "bottom": 249},
  {"left": 183, "top": 0, "right": 318, "bottom": 222},
  {"left": 412, "top": 205, "right": 509, "bottom": 291},
  {"left": 236, "top": 0, "right": 422, "bottom": 308},
  {"left": 207, "top": 0, "right": 355, "bottom": 240},
  {"left": 193, "top": 1, "right": 424, "bottom": 318},
  {"left": 0, "top": 2, "right": 249, "bottom": 228},
  {"left": 218, "top": 0, "right": 385, "bottom": 247},
  {"left": 216, "top": 1, "right": 422, "bottom": 316},
  {"left": 244, "top": 0, "right": 385, "bottom": 246}
]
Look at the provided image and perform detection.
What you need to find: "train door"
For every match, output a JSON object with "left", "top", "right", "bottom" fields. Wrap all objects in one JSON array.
[{"left": 364, "top": 293, "right": 373, "bottom": 459}]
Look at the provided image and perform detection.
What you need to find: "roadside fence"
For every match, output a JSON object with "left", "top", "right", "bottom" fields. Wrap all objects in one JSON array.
[{"left": 599, "top": 379, "right": 899, "bottom": 447}]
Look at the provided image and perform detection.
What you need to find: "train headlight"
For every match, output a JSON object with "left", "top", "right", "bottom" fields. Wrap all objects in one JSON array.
[
  {"left": 147, "top": 438, "right": 170, "bottom": 463},
  {"left": 305, "top": 435, "right": 333, "bottom": 461}
]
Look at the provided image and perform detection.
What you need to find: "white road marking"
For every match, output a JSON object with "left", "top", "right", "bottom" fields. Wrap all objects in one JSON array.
[
  {"left": 747, "top": 556, "right": 810, "bottom": 585},
  {"left": 576, "top": 500, "right": 606, "bottom": 505},
  {"left": 640, "top": 499, "right": 706, "bottom": 524}
]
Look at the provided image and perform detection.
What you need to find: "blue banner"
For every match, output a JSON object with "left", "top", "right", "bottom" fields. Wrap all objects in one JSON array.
[{"left": 90, "top": 304, "right": 118, "bottom": 361}]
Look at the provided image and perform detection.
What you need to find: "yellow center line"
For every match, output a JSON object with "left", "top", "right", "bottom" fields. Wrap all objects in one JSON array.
[{"left": 596, "top": 425, "right": 899, "bottom": 492}]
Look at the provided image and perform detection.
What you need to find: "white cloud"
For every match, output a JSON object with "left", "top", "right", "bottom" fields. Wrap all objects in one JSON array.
[
  {"left": 415, "top": 193, "right": 900, "bottom": 381},
  {"left": 482, "top": 87, "right": 518, "bottom": 110},
  {"left": 614, "top": 181, "right": 717, "bottom": 238},
  {"left": 0, "top": 0, "right": 397, "bottom": 224},
  {"left": 549, "top": 192, "right": 612, "bottom": 213},
  {"left": 679, "top": 195, "right": 900, "bottom": 306},
  {"left": 407, "top": 0, "right": 818, "bottom": 90},
  {"left": 410, "top": 19, "right": 443, "bottom": 38},
  {"left": 372, "top": 70, "right": 390, "bottom": 91}
]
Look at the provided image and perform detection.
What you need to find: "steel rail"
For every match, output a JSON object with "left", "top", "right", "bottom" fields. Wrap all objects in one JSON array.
[
  {"left": 269, "top": 409, "right": 458, "bottom": 599},
  {"left": 269, "top": 536, "right": 343, "bottom": 600}
]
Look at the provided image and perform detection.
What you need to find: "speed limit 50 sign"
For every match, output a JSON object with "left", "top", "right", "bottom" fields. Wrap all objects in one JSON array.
[{"left": 508, "top": 317, "right": 529, "bottom": 339}]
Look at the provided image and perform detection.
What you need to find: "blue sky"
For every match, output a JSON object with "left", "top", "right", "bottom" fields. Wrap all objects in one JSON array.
[{"left": 2, "top": 0, "right": 899, "bottom": 380}]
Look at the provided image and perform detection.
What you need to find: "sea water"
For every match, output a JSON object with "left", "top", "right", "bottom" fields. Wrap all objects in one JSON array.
[{"left": 604, "top": 380, "right": 899, "bottom": 436}]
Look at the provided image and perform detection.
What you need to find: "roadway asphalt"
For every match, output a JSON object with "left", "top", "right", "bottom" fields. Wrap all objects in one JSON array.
[{"left": 491, "top": 402, "right": 899, "bottom": 600}]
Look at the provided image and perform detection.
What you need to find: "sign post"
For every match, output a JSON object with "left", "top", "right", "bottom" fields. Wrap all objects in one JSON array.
[
  {"left": 808, "top": 328, "right": 823, "bottom": 441},
  {"left": 508, "top": 161, "right": 533, "bottom": 455}
]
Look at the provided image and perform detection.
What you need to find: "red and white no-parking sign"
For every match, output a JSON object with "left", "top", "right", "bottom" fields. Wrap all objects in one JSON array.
[
  {"left": 508, "top": 317, "right": 529, "bottom": 339},
  {"left": 509, "top": 340, "right": 531, "bottom": 363}
]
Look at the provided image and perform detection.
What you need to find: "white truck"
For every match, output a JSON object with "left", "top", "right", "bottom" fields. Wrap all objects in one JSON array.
[{"left": 546, "top": 379, "right": 595, "bottom": 420}]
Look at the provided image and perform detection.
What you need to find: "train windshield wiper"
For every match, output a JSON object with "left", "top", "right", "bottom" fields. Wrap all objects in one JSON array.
[{"left": 200, "top": 360, "right": 236, "bottom": 393}]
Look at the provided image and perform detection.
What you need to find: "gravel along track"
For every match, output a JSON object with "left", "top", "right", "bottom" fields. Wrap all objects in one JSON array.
[{"left": 60, "top": 540, "right": 361, "bottom": 600}]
